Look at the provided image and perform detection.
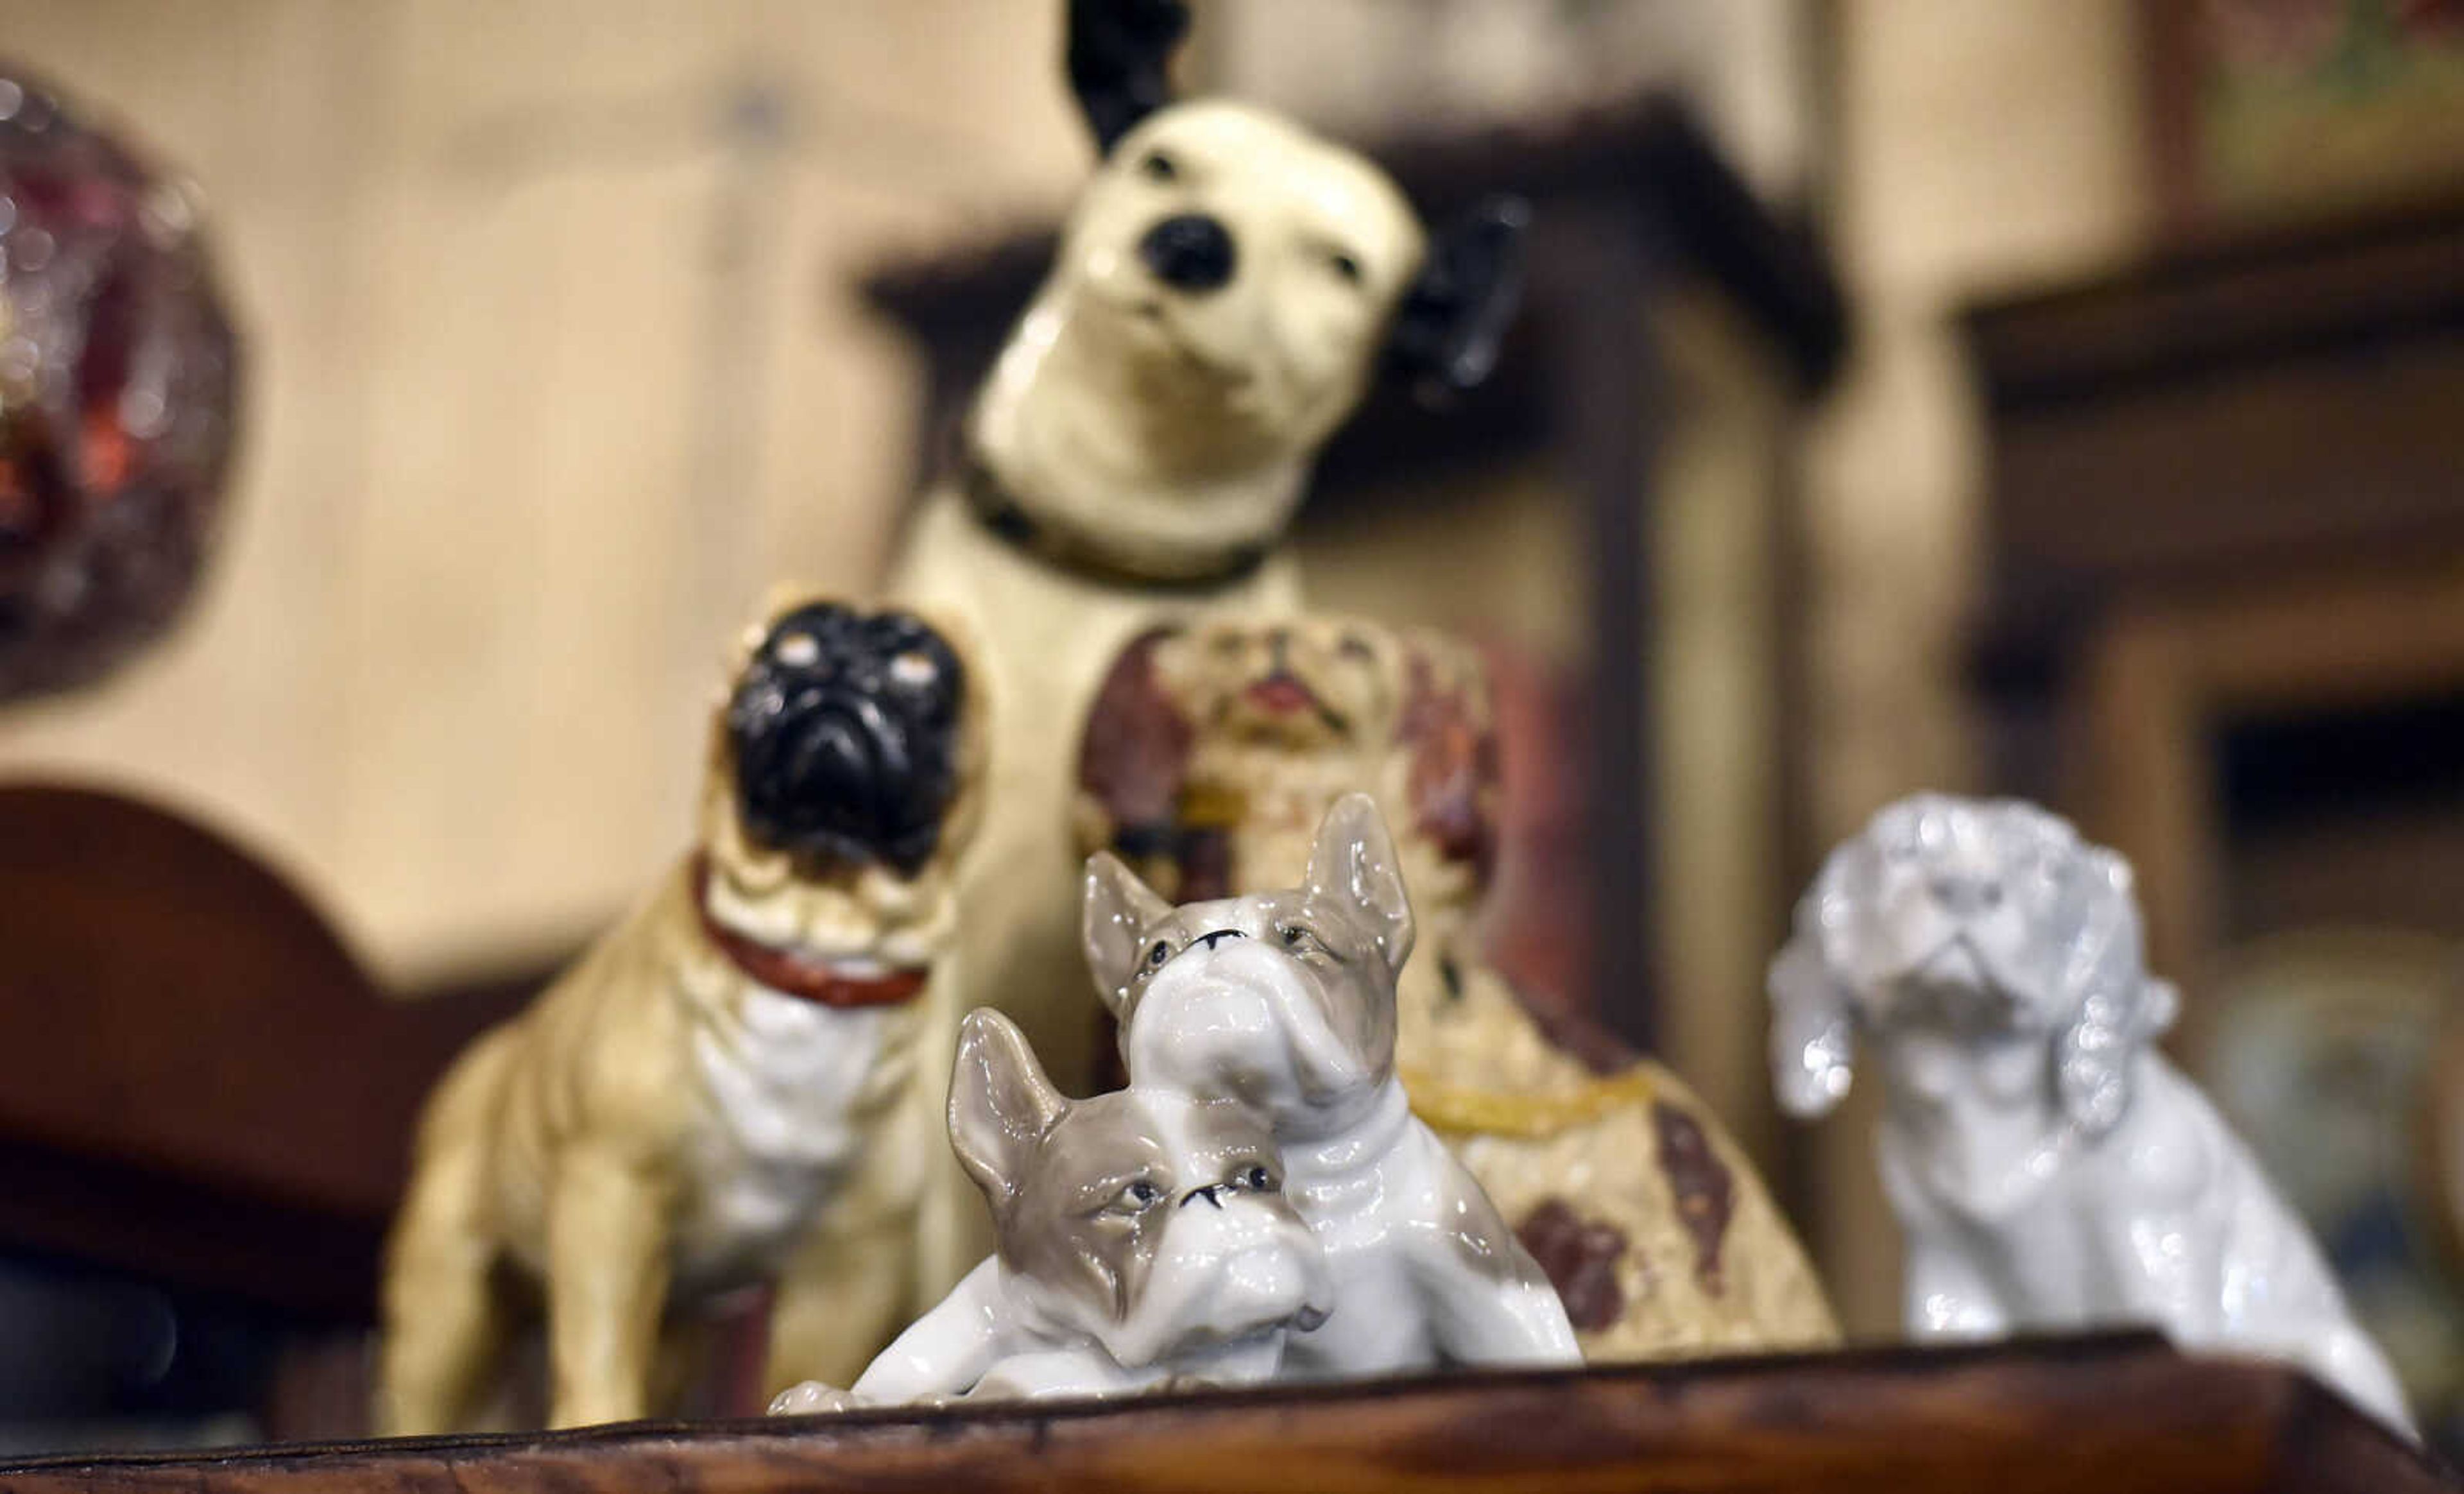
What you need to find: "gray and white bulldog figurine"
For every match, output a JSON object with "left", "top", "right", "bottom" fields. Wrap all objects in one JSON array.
[
  {"left": 1082, "top": 793, "right": 1582, "bottom": 1376},
  {"left": 888, "top": 0, "right": 1528, "bottom": 1294},
  {"left": 773, "top": 1008, "right": 1330, "bottom": 1409},
  {"left": 1770, "top": 793, "right": 2414, "bottom": 1438}
]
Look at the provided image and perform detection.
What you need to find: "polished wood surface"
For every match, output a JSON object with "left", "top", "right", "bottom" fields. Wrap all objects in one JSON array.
[
  {"left": 0, "top": 1336, "right": 2447, "bottom": 1494},
  {"left": 0, "top": 782, "right": 524, "bottom": 1318}
]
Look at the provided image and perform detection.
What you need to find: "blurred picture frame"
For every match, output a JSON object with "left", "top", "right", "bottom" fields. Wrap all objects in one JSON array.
[{"left": 2146, "top": 0, "right": 2464, "bottom": 236}]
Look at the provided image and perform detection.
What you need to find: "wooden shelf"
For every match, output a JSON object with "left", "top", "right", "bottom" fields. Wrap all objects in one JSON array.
[{"left": 4, "top": 1334, "right": 2448, "bottom": 1493}]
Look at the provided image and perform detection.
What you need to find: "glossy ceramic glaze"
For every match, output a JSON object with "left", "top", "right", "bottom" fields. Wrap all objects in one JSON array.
[
  {"left": 380, "top": 600, "right": 984, "bottom": 1432},
  {"left": 887, "top": 0, "right": 1532, "bottom": 1307},
  {"left": 1072, "top": 614, "right": 1842, "bottom": 1358},
  {"left": 1083, "top": 793, "right": 1582, "bottom": 1375},
  {"left": 773, "top": 1008, "right": 1329, "bottom": 1409},
  {"left": 1769, "top": 792, "right": 2416, "bottom": 1437}
]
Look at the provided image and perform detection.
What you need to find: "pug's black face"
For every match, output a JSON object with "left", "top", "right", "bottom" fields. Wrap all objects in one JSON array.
[{"left": 725, "top": 604, "right": 965, "bottom": 875}]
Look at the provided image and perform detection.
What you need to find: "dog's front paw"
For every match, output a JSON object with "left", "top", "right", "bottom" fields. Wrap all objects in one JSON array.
[{"left": 767, "top": 1381, "right": 858, "bottom": 1416}]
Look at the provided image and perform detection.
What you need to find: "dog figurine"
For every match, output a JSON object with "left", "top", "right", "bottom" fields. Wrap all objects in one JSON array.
[
  {"left": 887, "top": 0, "right": 1528, "bottom": 1292},
  {"left": 379, "top": 599, "right": 982, "bottom": 1432},
  {"left": 1075, "top": 617, "right": 1838, "bottom": 1359},
  {"left": 771, "top": 1008, "right": 1330, "bottom": 1411},
  {"left": 1081, "top": 791, "right": 1580, "bottom": 1375},
  {"left": 1770, "top": 793, "right": 2413, "bottom": 1436}
]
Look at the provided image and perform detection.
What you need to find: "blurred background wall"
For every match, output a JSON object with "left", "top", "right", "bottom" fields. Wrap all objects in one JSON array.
[{"left": 0, "top": 1, "right": 1091, "bottom": 986}]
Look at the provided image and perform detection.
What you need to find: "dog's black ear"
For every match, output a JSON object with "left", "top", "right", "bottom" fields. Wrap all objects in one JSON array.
[
  {"left": 1385, "top": 196, "right": 1532, "bottom": 406},
  {"left": 1066, "top": 0, "right": 1190, "bottom": 157},
  {"left": 949, "top": 1009, "right": 1070, "bottom": 1211}
]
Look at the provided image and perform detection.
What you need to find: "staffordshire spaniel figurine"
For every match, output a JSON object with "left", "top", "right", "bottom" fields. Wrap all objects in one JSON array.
[{"left": 1771, "top": 793, "right": 2413, "bottom": 1438}]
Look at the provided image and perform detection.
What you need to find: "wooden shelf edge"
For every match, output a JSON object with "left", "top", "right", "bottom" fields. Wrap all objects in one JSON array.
[{"left": 3, "top": 1334, "right": 2448, "bottom": 1493}]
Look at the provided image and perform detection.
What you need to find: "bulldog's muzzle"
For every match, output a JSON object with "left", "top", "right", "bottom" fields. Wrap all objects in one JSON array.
[{"left": 726, "top": 603, "right": 965, "bottom": 874}]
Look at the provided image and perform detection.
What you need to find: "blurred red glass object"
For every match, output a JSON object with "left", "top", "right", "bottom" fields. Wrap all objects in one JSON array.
[{"left": 0, "top": 63, "right": 240, "bottom": 705}]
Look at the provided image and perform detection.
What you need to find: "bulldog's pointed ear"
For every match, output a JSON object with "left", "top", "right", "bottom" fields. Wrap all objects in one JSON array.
[
  {"left": 1306, "top": 793, "right": 1415, "bottom": 976},
  {"left": 948, "top": 1009, "right": 1070, "bottom": 1210},
  {"left": 1084, "top": 851, "right": 1174, "bottom": 1016},
  {"left": 1066, "top": 0, "right": 1190, "bottom": 156},
  {"left": 1385, "top": 196, "right": 1532, "bottom": 406}
]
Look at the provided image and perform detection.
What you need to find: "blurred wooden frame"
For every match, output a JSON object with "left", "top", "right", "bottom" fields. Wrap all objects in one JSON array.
[
  {"left": 2078, "top": 565, "right": 2464, "bottom": 1053},
  {"left": 1964, "top": 194, "right": 2464, "bottom": 1051},
  {"left": 0, "top": 781, "right": 526, "bottom": 1436}
]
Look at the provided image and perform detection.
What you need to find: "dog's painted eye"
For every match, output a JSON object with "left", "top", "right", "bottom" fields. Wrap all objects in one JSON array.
[
  {"left": 1278, "top": 923, "right": 1323, "bottom": 954},
  {"left": 1324, "top": 248, "right": 1364, "bottom": 286},
  {"left": 1337, "top": 634, "right": 1374, "bottom": 660},
  {"left": 1147, "top": 940, "right": 1171, "bottom": 968},
  {"left": 1110, "top": 1179, "right": 1165, "bottom": 1214},
  {"left": 1140, "top": 150, "right": 1177, "bottom": 183},
  {"left": 1241, "top": 1165, "right": 1274, "bottom": 1192}
]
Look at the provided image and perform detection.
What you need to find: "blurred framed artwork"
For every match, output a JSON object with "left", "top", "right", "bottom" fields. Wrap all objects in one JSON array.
[{"left": 2147, "top": 0, "right": 2464, "bottom": 234}]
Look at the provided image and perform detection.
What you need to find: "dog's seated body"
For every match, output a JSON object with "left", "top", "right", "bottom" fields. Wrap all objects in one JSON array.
[
  {"left": 889, "top": 0, "right": 1528, "bottom": 1296},
  {"left": 1771, "top": 794, "right": 2412, "bottom": 1436},
  {"left": 771, "top": 1009, "right": 1328, "bottom": 1409},
  {"left": 1076, "top": 618, "right": 1839, "bottom": 1358},
  {"left": 379, "top": 603, "right": 980, "bottom": 1432},
  {"left": 1082, "top": 793, "right": 1580, "bottom": 1374}
]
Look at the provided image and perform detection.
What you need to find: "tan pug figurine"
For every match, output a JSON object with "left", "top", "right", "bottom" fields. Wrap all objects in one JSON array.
[
  {"left": 379, "top": 599, "right": 983, "bottom": 1432},
  {"left": 887, "top": 0, "right": 1528, "bottom": 1292},
  {"left": 1076, "top": 617, "right": 1840, "bottom": 1360}
]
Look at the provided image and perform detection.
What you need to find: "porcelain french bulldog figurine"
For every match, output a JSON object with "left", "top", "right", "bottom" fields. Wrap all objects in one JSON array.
[
  {"left": 889, "top": 0, "right": 1528, "bottom": 1295},
  {"left": 1082, "top": 793, "right": 1581, "bottom": 1375},
  {"left": 381, "top": 599, "right": 980, "bottom": 1432},
  {"left": 1075, "top": 617, "right": 1840, "bottom": 1359},
  {"left": 771, "top": 1008, "right": 1330, "bottom": 1409},
  {"left": 1770, "top": 793, "right": 2414, "bottom": 1438}
]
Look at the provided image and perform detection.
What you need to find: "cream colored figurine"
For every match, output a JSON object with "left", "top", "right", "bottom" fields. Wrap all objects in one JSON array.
[
  {"left": 887, "top": 0, "right": 1528, "bottom": 1290},
  {"left": 1076, "top": 617, "right": 1840, "bottom": 1359},
  {"left": 379, "top": 599, "right": 982, "bottom": 1432}
]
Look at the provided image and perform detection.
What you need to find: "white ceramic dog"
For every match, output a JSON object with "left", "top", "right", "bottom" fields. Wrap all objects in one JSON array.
[
  {"left": 1082, "top": 793, "right": 1581, "bottom": 1377},
  {"left": 771, "top": 1008, "right": 1330, "bottom": 1409},
  {"left": 887, "top": 0, "right": 1527, "bottom": 1293},
  {"left": 1769, "top": 793, "right": 2413, "bottom": 1436}
]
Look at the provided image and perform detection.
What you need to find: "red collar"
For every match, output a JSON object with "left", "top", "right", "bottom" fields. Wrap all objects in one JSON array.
[{"left": 692, "top": 855, "right": 930, "bottom": 1009}]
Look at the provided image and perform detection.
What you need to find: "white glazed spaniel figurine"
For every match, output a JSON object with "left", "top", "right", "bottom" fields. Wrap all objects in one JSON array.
[
  {"left": 1770, "top": 793, "right": 2413, "bottom": 1437},
  {"left": 1082, "top": 793, "right": 1583, "bottom": 1377},
  {"left": 772, "top": 1008, "right": 1330, "bottom": 1411}
]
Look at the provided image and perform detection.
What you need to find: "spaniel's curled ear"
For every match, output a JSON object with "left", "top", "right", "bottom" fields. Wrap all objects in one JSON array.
[
  {"left": 2052, "top": 849, "right": 2176, "bottom": 1137},
  {"left": 1769, "top": 926, "right": 1856, "bottom": 1118}
]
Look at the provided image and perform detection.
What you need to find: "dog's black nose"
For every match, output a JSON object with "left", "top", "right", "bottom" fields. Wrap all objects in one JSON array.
[
  {"left": 1197, "top": 928, "right": 1246, "bottom": 950},
  {"left": 1139, "top": 212, "right": 1236, "bottom": 292}
]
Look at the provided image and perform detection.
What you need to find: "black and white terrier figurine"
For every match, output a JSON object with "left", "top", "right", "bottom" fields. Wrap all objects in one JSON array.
[{"left": 890, "top": 0, "right": 1530, "bottom": 1292}]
